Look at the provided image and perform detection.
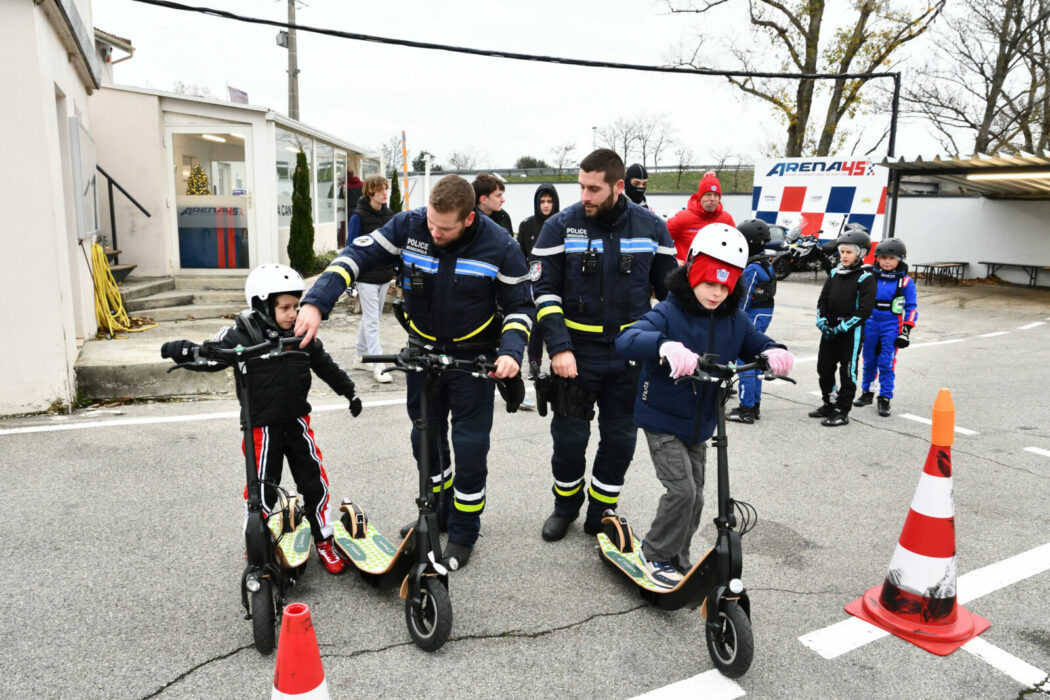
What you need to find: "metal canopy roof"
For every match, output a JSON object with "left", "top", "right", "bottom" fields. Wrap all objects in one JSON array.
[{"left": 880, "top": 153, "right": 1050, "bottom": 197}]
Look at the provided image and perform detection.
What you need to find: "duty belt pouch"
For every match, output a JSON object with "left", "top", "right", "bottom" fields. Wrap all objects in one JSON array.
[
  {"left": 551, "top": 376, "right": 597, "bottom": 420},
  {"left": 530, "top": 362, "right": 552, "bottom": 417}
]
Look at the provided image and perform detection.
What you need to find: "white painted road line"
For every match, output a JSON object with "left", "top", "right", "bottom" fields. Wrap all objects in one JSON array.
[
  {"left": 1024, "top": 447, "right": 1050, "bottom": 458},
  {"left": 809, "top": 390, "right": 823, "bottom": 397},
  {"left": 962, "top": 637, "right": 1049, "bottom": 692},
  {"left": 631, "top": 669, "right": 746, "bottom": 700},
  {"left": 800, "top": 541, "right": 1050, "bottom": 659},
  {"left": 909, "top": 338, "right": 966, "bottom": 348},
  {"left": 1019, "top": 321, "right": 1046, "bottom": 330},
  {"left": 899, "top": 413, "right": 978, "bottom": 436},
  {"left": 978, "top": 331, "right": 1010, "bottom": 338},
  {"left": 795, "top": 355, "right": 818, "bottom": 364}
]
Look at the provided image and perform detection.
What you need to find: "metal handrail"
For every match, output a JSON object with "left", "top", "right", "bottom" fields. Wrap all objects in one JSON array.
[{"left": 96, "top": 165, "right": 151, "bottom": 265}]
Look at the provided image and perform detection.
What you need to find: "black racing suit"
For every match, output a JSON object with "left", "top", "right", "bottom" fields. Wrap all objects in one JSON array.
[{"left": 816, "top": 264, "right": 876, "bottom": 413}]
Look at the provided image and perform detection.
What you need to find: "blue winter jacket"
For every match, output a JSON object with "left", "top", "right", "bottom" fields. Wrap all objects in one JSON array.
[{"left": 616, "top": 282, "right": 782, "bottom": 445}]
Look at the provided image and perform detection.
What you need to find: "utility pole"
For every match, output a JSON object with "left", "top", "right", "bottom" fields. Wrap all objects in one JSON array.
[{"left": 287, "top": 0, "right": 299, "bottom": 120}]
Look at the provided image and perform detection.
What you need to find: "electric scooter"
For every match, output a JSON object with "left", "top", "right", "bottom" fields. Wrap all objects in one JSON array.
[
  {"left": 168, "top": 334, "right": 312, "bottom": 655},
  {"left": 596, "top": 354, "right": 794, "bottom": 678},
  {"left": 330, "top": 344, "right": 500, "bottom": 652}
]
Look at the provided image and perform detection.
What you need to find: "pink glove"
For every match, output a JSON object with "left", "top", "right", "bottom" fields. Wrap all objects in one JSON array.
[
  {"left": 659, "top": 341, "right": 700, "bottom": 379},
  {"left": 762, "top": 348, "right": 794, "bottom": 376}
]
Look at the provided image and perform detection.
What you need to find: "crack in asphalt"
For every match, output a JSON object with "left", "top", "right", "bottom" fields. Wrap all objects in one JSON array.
[
  {"left": 1017, "top": 672, "right": 1050, "bottom": 698},
  {"left": 140, "top": 605, "right": 649, "bottom": 696},
  {"left": 140, "top": 643, "right": 254, "bottom": 699}
]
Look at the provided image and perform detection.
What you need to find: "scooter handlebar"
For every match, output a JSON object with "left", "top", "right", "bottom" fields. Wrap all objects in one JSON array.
[
  {"left": 364, "top": 348, "right": 497, "bottom": 378},
  {"left": 167, "top": 336, "right": 306, "bottom": 372}
]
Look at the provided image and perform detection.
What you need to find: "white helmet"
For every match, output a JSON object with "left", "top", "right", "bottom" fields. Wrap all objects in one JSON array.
[
  {"left": 686, "top": 223, "right": 748, "bottom": 269},
  {"left": 244, "top": 264, "right": 305, "bottom": 311}
]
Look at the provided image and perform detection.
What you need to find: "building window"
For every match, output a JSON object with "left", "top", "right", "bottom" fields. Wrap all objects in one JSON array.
[
  {"left": 316, "top": 142, "right": 335, "bottom": 224},
  {"left": 276, "top": 127, "right": 311, "bottom": 227}
]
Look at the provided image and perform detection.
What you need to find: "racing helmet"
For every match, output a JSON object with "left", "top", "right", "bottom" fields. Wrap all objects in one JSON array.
[
  {"left": 874, "top": 238, "right": 906, "bottom": 259},
  {"left": 244, "top": 264, "right": 305, "bottom": 326},
  {"left": 737, "top": 218, "right": 771, "bottom": 250},
  {"left": 836, "top": 228, "right": 871, "bottom": 251},
  {"left": 687, "top": 222, "right": 749, "bottom": 269}
]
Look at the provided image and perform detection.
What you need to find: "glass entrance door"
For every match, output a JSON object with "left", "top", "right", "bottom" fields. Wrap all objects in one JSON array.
[{"left": 172, "top": 131, "right": 251, "bottom": 269}]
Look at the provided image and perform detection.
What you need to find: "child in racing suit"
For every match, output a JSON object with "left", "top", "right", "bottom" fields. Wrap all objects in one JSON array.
[
  {"left": 160, "top": 264, "right": 362, "bottom": 575},
  {"left": 853, "top": 238, "right": 917, "bottom": 417}
]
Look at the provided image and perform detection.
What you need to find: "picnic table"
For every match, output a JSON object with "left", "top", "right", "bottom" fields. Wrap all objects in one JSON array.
[
  {"left": 912, "top": 262, "right": 968, "bottom": 286},
  {"left": 979, "top": 261, "right": 1050, "bottom": 288}
]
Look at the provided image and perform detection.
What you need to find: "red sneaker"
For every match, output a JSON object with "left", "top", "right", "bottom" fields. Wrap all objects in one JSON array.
[{"left": 316, "top": 537, "right": 345, "bottom": 575}]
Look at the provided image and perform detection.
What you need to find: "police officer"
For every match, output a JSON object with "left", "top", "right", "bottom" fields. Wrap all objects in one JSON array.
[
  {"left": 295, "top": 175, "right": 532, "bottom": 569},
  {"left": 531, "top": 148, "right": 678, "bottom": 541}
]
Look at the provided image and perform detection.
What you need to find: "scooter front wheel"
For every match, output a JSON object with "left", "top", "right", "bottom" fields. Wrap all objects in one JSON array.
[
  {"left": 405, "top": 578, "right": 452, "bottom": 652},
  {"left": 705, "top": 601, "right": 753, "bottom": 678},
  {"left": 251, "top": 578, "right": 277, "bottom": 655}
]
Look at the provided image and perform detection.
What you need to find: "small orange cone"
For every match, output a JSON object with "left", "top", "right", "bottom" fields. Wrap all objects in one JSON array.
[
  {"left": 845, "top": 388, "right": 990, "bottom": 655},
  {"left": 272, "top": 603, "right": 330, "bottom": 699}
]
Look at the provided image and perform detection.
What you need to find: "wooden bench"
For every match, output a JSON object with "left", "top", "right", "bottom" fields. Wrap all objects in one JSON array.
[
  {"left": 979, "top": 261, "right": 1050, "bottom": 288},
  {"left": 912, "top": 262, "right": 968, "bottom": 286}
]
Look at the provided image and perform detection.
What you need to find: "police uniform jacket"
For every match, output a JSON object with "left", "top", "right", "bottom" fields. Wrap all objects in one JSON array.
[
  {"left": 531, "top": 196, "right": 677, "bottom": 355},
  {"left": 303, "top": 208, "right": 532, "bottom": 363}
]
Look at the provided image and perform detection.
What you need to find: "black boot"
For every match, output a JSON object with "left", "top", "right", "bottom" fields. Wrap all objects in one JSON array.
[
  {"left": 853, "top": 391, "right": 874, "bottom": 407},
  {"left": 821, "top": 410, "right": 850, "bottom": 427},
  {"left": 541, "top": 511, "right": 578, "bottom": 541},
  {"left": 442, "top": 541, "right": 473, "bottom": 570},
  {"left": 753, "top": 402, "right": 761, "bottom": 420},
  {"left": 726, "top": 406, "right": 756, "bottom": 424},
  {"left": 877, "top": 396, "right": 891, "bottom": 417},
  {"left": 809, "top": 403, "right": 835, "bottom": 418}
]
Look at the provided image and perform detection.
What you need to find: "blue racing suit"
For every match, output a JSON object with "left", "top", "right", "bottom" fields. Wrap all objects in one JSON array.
[
  {"left": 532, "top": 195, "right": 677, "bottom": 524},
  {"left": 303, "top": 208, "right": 532, "bottom": 547},
  {"left": 737, "top": 254, "right": 776, "bottom": 409},
  {"left": 861, "top": 263, "right": 917, "bottom": 399}
]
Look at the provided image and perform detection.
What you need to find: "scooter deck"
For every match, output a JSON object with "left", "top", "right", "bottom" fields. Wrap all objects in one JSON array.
[
  {"left": 597, "top": 532, "right": 714, "bottom": 598},
  {"left": 268, "top": 516, "right": 312, "bottom": 568},
  {"left": 332, "top": 521, "right": 412, "bottom": 575}
]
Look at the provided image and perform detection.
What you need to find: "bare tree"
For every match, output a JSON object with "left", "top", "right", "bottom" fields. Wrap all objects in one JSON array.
[
  {"left": 550, "top": 142, "right": 577, "bottom": 179},
  {"left": 651, "top": 121, "right": 675, "bottom": 169},
  {"left": 902, "top": 0, "right": 1050, "bottom": 154},
  {"left": 447, "top": 151, "right": 480, "bottom": 171},
  {"left": 668, "top": 0, "right": 945, "bottom": 157},
  {"left": 376, "top": 135, "right": 404, "bottom": 174},
  {"left": 634, "top": 112, "right": 672, "bottom": 167},
  {"left": 596, "top": 117, "right": 639, "bottom": 162},
  {"left": 674, "top": 144, "right": 694, "bottom": 189}
]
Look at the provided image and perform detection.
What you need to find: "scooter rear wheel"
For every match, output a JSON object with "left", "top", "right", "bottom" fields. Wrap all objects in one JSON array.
[
  {"left": 705, "top": 600, "right": 753, "bottom": 678},
  {"left": 405, "top": 578, "right": 452, "bottom": 652},
  {"left": 251, "top": 578, "right": 277, "bottom": 655}
]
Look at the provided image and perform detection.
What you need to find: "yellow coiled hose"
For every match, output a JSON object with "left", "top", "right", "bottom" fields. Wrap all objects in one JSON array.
[{"left": 91, "top": 242, "right": 157, "bottom": 336}]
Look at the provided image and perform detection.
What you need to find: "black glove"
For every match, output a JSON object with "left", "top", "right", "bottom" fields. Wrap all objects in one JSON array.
[
  {"left": 348, "top": 395, "right": 363, "bottom": 417},
  {"left": 496, "top": 373, "right": 526, "bottom": 413},
  {"left": 895, "top": 326, "right": 911, "bottom": 348},
  {"left": 161, "top": 340, "right": 199, "bottom": 360}
]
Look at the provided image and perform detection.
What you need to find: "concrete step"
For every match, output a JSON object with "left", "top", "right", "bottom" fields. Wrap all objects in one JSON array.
[
  {"left": 192, "top": 289, "right": 245, "bottom": 304},
  {"left": 119, "top": 276, "right": 175, "bottom": 302},
  {"left": 175, "top": 274, "right": 245, "bottom": 291},
  {"left": 125, "top": 290, "right": 195, "bottom": 312},
  {"left": 134, "top": 303, "right": 242, "bottom": 322}
]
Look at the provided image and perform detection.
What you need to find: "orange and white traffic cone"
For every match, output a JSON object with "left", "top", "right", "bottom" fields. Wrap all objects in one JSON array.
[
  {"left": 845, "top": 388, "right": 990, "bottom": 655},
  {"left": 272, "top": 603, "right": 329, "bottom": 699}
]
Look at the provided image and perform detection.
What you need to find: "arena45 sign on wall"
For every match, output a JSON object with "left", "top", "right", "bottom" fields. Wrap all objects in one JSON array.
[{"left": 751, "top": 157, "right": 888, "bottom": 244}]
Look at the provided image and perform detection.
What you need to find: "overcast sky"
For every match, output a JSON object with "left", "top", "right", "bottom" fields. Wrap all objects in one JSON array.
[{"left": 92, "top": 0, "right": 943, "bottom": 169}]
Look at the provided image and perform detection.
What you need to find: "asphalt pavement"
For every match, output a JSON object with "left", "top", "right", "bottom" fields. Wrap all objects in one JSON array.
[{"left": 1, "top": 276, "right": 1048, "bottom": 699}]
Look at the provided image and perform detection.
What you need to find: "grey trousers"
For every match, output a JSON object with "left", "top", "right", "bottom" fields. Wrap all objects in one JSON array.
[
  {"left": 354, "top": 281, "right": 391, "bottom": 357},
  {"left": 641, "top": 430, "right": 706, "bottom": 567}
]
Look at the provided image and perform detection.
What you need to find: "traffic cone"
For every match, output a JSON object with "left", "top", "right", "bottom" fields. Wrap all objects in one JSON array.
[
  {"left": 845, "top": 388, "right": 990, "bottom": 655},
  {"left": 272, "top": 603, "right": 330, "bottom": 699}
]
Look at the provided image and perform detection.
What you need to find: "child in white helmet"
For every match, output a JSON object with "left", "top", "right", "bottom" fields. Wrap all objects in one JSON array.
[
  {"left": 161, "top": 264, "right": 362, "bottom": 575},
  {"left": 616, "top": 224, "right": 794, "bottom": 589}
]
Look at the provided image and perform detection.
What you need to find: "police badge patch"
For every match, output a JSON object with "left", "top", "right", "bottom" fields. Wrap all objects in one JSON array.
[
  {"left": 353, "top": 235, "right": 374, "bottom": 247},
  {"left": 530, "top": 261, "right": 542, "bottom": 282}
]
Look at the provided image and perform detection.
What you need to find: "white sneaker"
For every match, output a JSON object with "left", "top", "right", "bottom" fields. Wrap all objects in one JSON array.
[
  {"left": 519, "top": 395, "right": 536, "bottom": 411},
  {"left": 373, "top": 365, "right": 393, "bottom": 383},
  {"left": 638, "top": 543, "right": 683, "bottom": 589}
]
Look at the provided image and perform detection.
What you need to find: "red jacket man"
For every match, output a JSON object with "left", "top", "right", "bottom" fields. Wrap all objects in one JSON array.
[{"left": 667, "top": 171, "right": 736, "bottom": 263}]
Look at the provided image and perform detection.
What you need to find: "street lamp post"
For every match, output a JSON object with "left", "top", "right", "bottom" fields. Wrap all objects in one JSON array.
[{"left": 592, "top": 126, "right": 597, "bottom": 150}]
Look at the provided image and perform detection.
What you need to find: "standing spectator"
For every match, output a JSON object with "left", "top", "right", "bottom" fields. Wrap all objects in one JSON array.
[
  {"left": 667, "top": 171, "right": 736, "bottom": 263},
  {"left": 345, "top": 169, "right": 364, "bottom": 212},
  {"left": 532, "top": 148, "right": 677, "bottom": 541},
  {"left": 624, "top": 163, "right": 651, "bottom": 209},
  {"left": 349, "top": 175, "right": 396, "bottom": 383},
  {"left": 517, "top": 184, "right": 562, "bottom": 407},
  {"left": 473, "top": 173, "right": 514, "bottom": 236}
]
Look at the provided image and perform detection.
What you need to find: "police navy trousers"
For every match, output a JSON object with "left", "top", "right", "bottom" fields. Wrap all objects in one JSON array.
[
  {"left": 550, "top": 340, "right": 639, "bottom": 525},
  {"left": 738, "top": 307, "right": 773, "bottom": 408},
  {"left": 406, "top": 362, "right": 494, "bottom": 548}
]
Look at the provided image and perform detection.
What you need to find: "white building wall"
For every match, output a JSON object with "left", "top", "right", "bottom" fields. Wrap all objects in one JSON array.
[{"left": 0, "top": 1, "right": 97, "bottom": 414}]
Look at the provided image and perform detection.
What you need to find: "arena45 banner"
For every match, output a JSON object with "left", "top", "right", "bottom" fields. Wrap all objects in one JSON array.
[{"left": 751, "top": 157, "right": 888, "bottom": 249}]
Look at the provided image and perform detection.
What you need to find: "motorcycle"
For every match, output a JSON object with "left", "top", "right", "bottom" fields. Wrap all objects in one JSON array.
[{"left": 771, "top": 227, "right": 839, "bottom": 280}]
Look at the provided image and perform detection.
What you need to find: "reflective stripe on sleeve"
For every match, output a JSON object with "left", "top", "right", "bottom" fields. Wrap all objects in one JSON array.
[
  {"left": 532, "top": 245, "right": 565, "bottom": 256},
  {"left": 537, "top": 305, "right": 564, "bottom": 320}
]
